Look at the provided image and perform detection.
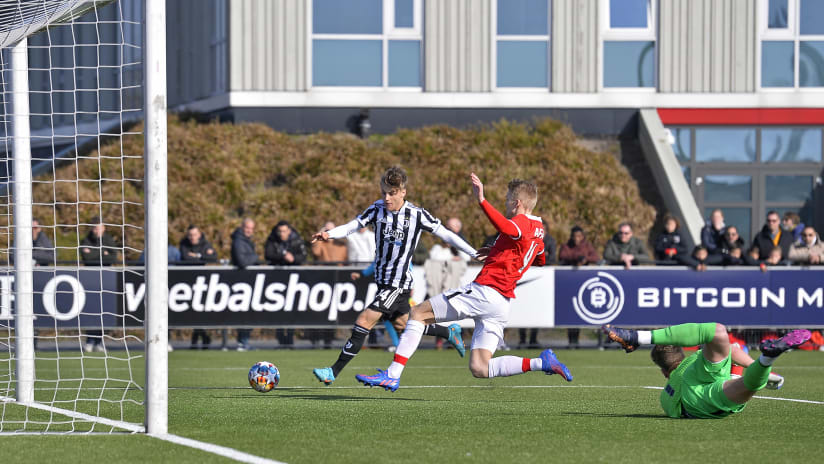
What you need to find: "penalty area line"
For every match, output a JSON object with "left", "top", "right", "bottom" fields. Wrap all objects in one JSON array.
[{"left": 149, "top": 433, "right": 285, "bottom": 464}]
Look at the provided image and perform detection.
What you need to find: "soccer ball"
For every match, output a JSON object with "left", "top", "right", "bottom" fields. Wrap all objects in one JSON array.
[{"left": 248, "top": 361, "right": 280, "bottom": 393}]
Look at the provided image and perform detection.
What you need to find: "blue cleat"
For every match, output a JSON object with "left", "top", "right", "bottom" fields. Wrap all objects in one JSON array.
[
  {"left": 313, "top": 367, "right": 335, "bottom": 385},
  {"left": 540, "top": 348, "right": 572, "bottom": 382},
  {"left": 355, "top": 369, "right": 400, "bottom": 392},
  {"left": 446, "top": 324, "right": 466, "bottom": 358}
]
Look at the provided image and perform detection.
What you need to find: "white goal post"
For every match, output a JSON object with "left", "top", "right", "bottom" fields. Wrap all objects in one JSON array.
[{"left": 0, "top": 0, "right": 167, "bottom": 434}]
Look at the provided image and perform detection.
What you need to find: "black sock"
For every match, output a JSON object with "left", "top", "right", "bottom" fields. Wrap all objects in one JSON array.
[
  {"left": 423, "top": 324, "right": 450, "bottom": 339},
  {"left": 331, "top": 324, "right": 369, "bottom": 377}
]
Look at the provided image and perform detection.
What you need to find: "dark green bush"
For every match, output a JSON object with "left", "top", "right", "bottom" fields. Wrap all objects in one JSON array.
[{"left": 22, "top": 116, "right": 655, "bottom": 262}]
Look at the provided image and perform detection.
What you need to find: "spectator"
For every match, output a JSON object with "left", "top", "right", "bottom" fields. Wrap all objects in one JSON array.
[
  {"left": 179, "top": 225, "right": 218, "bottom": 349},
  {"left": 265, "top": 220, "right": 307, "bottom": 266},
  {"left": 81, "top": 217, "right": 119, "bottom": 353},
  {"left": 540, "top": 219, "right": 557, "bottom": 265},
  {"left": 750, "top": 211, "right": 793, "bottom": 261},
  {"left": 231, "top": 218, "right": 260, "bottom": 351},
  {"left": 782, "top": 212, "right": 805, "bottom": 242},
  {"left": 31, "top": 218, "right": 55, "bottom": 265},
  {"left": 788, "top": 226, "right": 824, "bottom": 265},
  {"left": 654, "top": 214, "right": 687, "bottom": 264},
  {"left": 80, "top": 216, "right": 118, "bottom": 266},
  {"left": 311, "top": 221, "right": 347, "bottom": 263},
  {"left": 558, "top": 226, "right": 600, "bottom": 266},
  {"left": 701, "top": 209, "right": 726, "bottom": 255},
  {"left": 764, "top": 247, "right": 786, "bottom": 267},
  {"left": 717, "top": 226, "right": 747, "bottom": 266},
  {"left": 746, "top": 246, "right": 762, "bottom": 266},
  {"left": 180, "top": 225, "right": 218, "bottom": 264},
  {"left": 603, "top": 222, "right": 652, "bottom": 269},
  {"left": 265, "top": 220, "right": 307, "bottom": 347},
  {"left": 347, "top": 226, "right": 375, "bottom": 265},
  {"left": 680, "top": 245, "right": 709, "bottom": 271}
]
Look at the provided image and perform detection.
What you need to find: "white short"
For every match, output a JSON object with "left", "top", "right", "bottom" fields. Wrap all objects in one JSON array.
[{"left": 430, "top": 282, "right": 510, "bottom": 354}]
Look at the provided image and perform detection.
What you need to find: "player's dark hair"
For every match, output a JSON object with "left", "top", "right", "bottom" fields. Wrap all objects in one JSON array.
[
  {"left": 507, "top": 179, "right": 538, "bottom": 211},
  {"left": 381, "top": 166, "right": 407, "bottom": 190},
  {"left": 650, "top": 345, "right": 685, "bottom": 373}
]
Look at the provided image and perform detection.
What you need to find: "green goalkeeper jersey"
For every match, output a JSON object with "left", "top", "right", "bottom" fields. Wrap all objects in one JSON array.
[{"left": 659, "top": 351, "right": 697, "bottom": 418}]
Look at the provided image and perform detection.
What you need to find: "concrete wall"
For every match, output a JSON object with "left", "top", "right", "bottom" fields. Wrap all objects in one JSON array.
[
  {"left": 552, "top": 0, "right": 599, "bottom": 93},
  {"left": 424, "top": 0, "right": 492, "bottom": 91}
]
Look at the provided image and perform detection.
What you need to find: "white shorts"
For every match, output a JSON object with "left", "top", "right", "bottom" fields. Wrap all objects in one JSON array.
[{"left": 430, "top": 282, "right": 510, "bottom": 354}]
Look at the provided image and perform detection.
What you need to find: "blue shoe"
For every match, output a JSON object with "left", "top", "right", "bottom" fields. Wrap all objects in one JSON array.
[
  {"left": 540, "top": 349, "right": 572, "bottom": 382},
  {"left": 313, "top": 367, "right": 335, "bottom": 385},
  {"left": 446, "top": 324, "right": 466, "bottom": 358},
  {"left": 355, "top": 369, "right": 400, "bottom": 392}
]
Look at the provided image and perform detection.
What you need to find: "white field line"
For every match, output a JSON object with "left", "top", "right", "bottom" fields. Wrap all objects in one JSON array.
[
  {"left": 170, "top": 384, "right": 824, "bottom": 405},
  {"left": 148, "top": 433, "right": 285, "bottom": 464},
  {"left": 0, "top": 395, "right": 144, "bottom": 432},
  {"left": 0, "top": 397, "right": 285, "bottom": 462},
  {"left": 641, "top": 386, "right": 824, "bottom": 405}
]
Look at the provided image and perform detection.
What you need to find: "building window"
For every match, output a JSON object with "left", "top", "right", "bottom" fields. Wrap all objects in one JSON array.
[
  {"left": 600, "top": 0, "right": 656, "bottom": 88},
  {"left": 667, "top": 125, "right": 823, "bottom": 242},
  {"left": 760, "top": 0, "right": 824, "bottom": 88},
  {"left": 495, "top": 0, "right": 551, "bottom": 88},
  {"left": 311, "top": 0, "right": 422, "bottom": 88}
]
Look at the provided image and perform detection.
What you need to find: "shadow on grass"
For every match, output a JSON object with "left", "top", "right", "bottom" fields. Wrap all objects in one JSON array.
[
  {"left": 562, "top": 411, "right": 668, "bottom": 420},
  {"left": 212, "top": 388, "right": 427, "bottom": 402}
]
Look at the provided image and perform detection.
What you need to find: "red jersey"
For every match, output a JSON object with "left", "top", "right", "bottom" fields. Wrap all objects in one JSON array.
[{"left": 473, "top": 200, "right": 546, "bottom": 298}]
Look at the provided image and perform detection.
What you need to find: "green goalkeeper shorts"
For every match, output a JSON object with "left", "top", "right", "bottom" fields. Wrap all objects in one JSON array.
[{"left": 679, "top": 350, "right": 746, "bottom": 419}]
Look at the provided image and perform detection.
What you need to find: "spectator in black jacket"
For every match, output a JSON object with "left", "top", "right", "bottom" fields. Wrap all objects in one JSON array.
[
  {"left": 180, "top": 225, "right": 217, "bottom": 264},
  {"left": 264, "top": 220, "right": 307, "bottom": 347},
  {"left": 180, "top": 225, "right": 217, "bottom": 349},
  {"left": 749, "top": 211, "right": 794, "bottom": 261},
  {"left": 80, "top": 216, "right": 118, "bottom": 266},
  {"left": 654, "top": 214, "right": 688, "bottom": 264},
  {"left": 701, "top": 209, "right": 726, "bottom": 255},
  {"left": 718, "top": 226, "right": 747, "bottom": 265},
  {"left": 230, "top": 218, "right": 259, "bottom": 351},
  {"left": 264, "top": 221, "right": 307, "bottom": 265}
]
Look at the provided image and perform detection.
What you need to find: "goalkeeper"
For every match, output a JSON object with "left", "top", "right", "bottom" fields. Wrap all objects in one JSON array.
[{"left": 602, "top": 322, "right": 810, "bottom": 419}]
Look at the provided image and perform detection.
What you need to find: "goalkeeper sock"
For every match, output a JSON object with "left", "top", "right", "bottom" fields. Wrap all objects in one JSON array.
[
  {"left": 652, "top": 322, "right": 717, "bottom": 346},
  {"left": 742, "top": 359, "right": 772, "bottom": 391}
]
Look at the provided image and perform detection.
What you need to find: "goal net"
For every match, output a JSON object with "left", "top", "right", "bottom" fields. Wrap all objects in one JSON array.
[{"left": 0, "top": 0, "right": 166, "bottom": 433}]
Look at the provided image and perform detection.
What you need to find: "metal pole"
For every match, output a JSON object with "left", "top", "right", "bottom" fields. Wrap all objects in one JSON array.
[
  {"left": 144, "top": 0, "right": 168, "bottom": 435},
  {"left": 11, "top": 37, "right": 35, "bottom": 404}
]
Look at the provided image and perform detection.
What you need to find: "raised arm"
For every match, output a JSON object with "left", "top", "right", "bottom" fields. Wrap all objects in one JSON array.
[{"left": 471, "top": 173, "right": 520, "bottom": 238}]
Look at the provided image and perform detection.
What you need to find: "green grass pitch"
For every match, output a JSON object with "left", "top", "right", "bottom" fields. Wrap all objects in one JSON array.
[{"left": 0, "top": 347, "right": 822, "bottom": 463}]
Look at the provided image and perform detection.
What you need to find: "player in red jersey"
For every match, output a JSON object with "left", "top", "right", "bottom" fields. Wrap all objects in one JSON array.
[{"left": 356, "top": 173, "right": 572, "bottom": 390}]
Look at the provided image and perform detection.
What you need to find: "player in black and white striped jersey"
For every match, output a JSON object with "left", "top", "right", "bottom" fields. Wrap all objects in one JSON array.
[{"left": 311, "top": 166, "right": 482, "bottom": 385}]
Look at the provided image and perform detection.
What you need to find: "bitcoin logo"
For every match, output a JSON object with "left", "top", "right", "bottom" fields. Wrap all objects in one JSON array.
[{"left": 572, "top": 272, "right": 624, "bottom": 325}]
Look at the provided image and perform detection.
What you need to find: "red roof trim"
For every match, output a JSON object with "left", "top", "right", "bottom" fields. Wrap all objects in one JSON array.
[{"left": 657, "top": 108, "right": 824, "bottom": 125}]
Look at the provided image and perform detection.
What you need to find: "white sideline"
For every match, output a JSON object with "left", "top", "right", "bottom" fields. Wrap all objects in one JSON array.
[
  {"left": 149, "top": 433, "right": 285, "bottom": 464},
  {"left": 0, "top": 395, "right": 144, "bottom": 433},
  {"left": 0, "top": 396, "right": 284, "bottom": 462}
]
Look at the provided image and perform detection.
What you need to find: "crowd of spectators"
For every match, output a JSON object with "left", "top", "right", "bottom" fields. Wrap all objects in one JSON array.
[{"left": 25, "top": 209, "right": 823, "bottom": 351}]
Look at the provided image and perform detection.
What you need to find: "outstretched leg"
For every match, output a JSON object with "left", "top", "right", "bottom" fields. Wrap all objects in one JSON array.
[
  {"left": 723, "top": 329, "right": 811, "bottom": 404},
  {"left": 313, "top": 308, "right": 382, "bottom": 385}
]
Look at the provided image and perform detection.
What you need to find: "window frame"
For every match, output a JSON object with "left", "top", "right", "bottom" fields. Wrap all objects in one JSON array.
[
  {"left": 758, "top": 0, "right": 824, "bottom": 90},
  {"left": 491, "top": 0, "right": 552, "bottom": 92},
  {"left": 598, "top": 0, "right": 657, "bottom": 91},
  {"left": 309, "top": 0, "right": 423, "bottom": 90}
]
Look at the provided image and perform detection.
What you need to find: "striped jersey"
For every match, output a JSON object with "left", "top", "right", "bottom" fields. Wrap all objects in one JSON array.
[{"left": 356, "top": 200, "right": 440, "bottom": 290}]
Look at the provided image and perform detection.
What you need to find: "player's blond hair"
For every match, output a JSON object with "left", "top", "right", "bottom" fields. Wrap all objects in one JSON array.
[
  {"left": 650, "top": 345, "right": 685, "bottom": 373},
  {"left": 507, "top": 179, "right": 538, "bottom": 211},
  {"left": 381, "top": 166, "right": 407, "bottom": 191}
]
